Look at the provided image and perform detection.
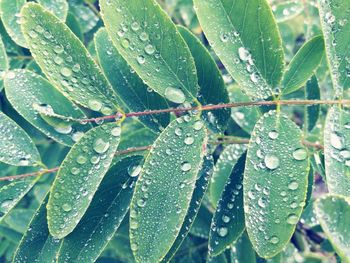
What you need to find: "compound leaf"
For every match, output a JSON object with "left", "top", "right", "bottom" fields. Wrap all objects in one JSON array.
[
  {"left": 100, "top": 0, "right": 199, "bottom": 104},
  {"left": 193, "top": 0, "right": 284, "bottom": 100},
  {"left": 0, "top": 112, "right": 40, "bottom": 166},
  {"left": 21, "top": 3, "right": 120, "bottom": 114},
  {"left": 47, "top": 123, "right": 122, "bottom": 238},
  {"left": 324, "top": 106, "right": 350, "bottom": 196},
  {"left": 244, "top": 111, "right": 309, "bottom": 257},
  {"left": 282, "top": 35, "right": 324, "bottom": 95},
  {"left": 56, "top": 156, "right": 143, "bottom": 262},
  {"left": 318, "top": 0, "right": 350, "bottom": 96},
  {"left": 95, "top": 28, "right": 170, "bottom": 132},
  {"left": 177, "top": 25, "right": 230, "bottom": 133},
  {"left": 130, "top": 116, "right": 207, "bottom": 262},
  {"left": 4, "top": 69, "right": 92, "bottom": 147},
  {"left": 314, "top": 195, "right": 350, "bottom": 263}
]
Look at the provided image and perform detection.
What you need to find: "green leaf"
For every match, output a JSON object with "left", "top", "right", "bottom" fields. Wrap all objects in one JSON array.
[
  {"left": 304, "top": 76, "right": 321, "bottom": 132},
  {"left": 177, "top": 25, "right": 230, "bottom": 132},
  {"left": 209, "top": 153, "right": 246, "bottom": 256},
  {"left": 324, "top": 106, "right": 350, "bottom": 196},
  {"left": 69, "top": 2, "right": 99, "bottom": 33},
  {"left": 4, "top": 208, "right": 35, "bottom": 233},
  {"left": 193, "top": 0, "right": 284, "bottom": 100},
  {"left": 0, "top": 178, "right": 38, "bottom": 223},
  {"left": 118, "top": 120, "right": 158, "bottom": 153},
  {"left": 38, "top": 0, "right": 68, "bottom": 21},
  {"left": 130, "top": 115, "right": 207, "bottom": 262},
  {"left": 189, "top": 204, "right": 212, "bottom": 239},
  {"left": 228, "top": 85, "right": 261, "bottom": 134},
  {"left": 282, "top": 36, "right": 325, "bottom": 95},
  {"left": 244, "top": 110, "right": 310, "bottom": 257},
  {"left": 314, "top": 195, "right": 350, "bottom": 263},
  {"left": 4, "top": 69, "right": 92, "bottom": 146},
  {"left": 56, "top": 156, "right": 143, "bottom": 262},
  {"left": 209, "top": 144, "right": 246, "bottom": 206},
  {"left": 231, "top": 232, "right": 256, "bottom": 263},
  {"left": 272, "top": 1, "right": 304, "bottom": 23},
  {"left": 66, "top": 12, "right": 84, "bottom": 40},
  {"left": 318, "top": 0, "right": 350, "bottom": 96},
  {"left": 0, "top": 36, "right": 9, "bottom": 91},
  {"left": 162, "top": 155, "right": 214, "bottom": 262},
  {"left": 0, "top": 112, "right": 40, "bottom": 166},
  {"left": 21, "top": 3, "right": 120, "bottom": 114},
  {"left": 13, "top": 195, "right": 62, "bottom": 263},
  {"left": 0, "top": 0, "right": 27, "bottom": 47},
  {"left": 100, "top": 0, "right": 199, "bottom": 105},
  {"left": 95, "top": 28, "right": 170, "bottom": 132},
  {"left": 47, "top": 123, "right": 122, "bottom": 238}
]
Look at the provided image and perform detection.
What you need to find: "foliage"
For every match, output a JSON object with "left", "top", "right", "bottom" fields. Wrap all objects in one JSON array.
[{"left": 0, "top": 0, "right": 349, "bottom": 262}]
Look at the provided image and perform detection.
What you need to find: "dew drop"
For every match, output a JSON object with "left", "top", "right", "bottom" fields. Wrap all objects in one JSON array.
[
  {"left": 164, "top": 87, "right": 186, "bottom": 104},
  {"left": 264, "top": 154, "right": 279, "bottom": 170},
  {"left": 269, "top": 236, "right": 279, "bottom": 244},
  {"left": 93, "top": 138, "right": 110, "bottom": 154},
  {"left": 60, "top": 67, "right": 72, "bottom": 77},
  {"left": 111, "top": 127, "right": 121, "bottom": 137},
  {"left": 62, "top": 203, "right": 72, "bottom": 212},
  {"left": 288, "top": 180, "right": 299, "bottom": 190},
  {"left": 181, "top": 162, "right": 192, "bottom": 172},
  {"left": 88, "top": 99, "right": 102, "bottom": 111},
  {"left": 330, "top": 133, "right": 343, "bottom": 149},
  {"left": 286, "top": 214, "right": 299, "bottom": 224},
  {"left": 217, "top": 227, "right": 228, "bottom": 237},
  {"left": 292, "top": 148, "right": 307, "bottom": 161},
  {"left": 184, "top": 137, "right": 194, "bottom": 145},
  {"left": 144, "top": 44, "right": 155, "bottom": 55},
  {"left": 268, "top": 130, "right": 279, "bottom": 140}
]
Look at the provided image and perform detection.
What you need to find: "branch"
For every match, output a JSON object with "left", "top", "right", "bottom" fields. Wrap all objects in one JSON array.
[
  {"left": 75, "top": 99, "right": 350, "bottom": 124},
  {"left": 1, "top": 137, "right": 323, "bottom": 182},
  {"left": 0, "top": 146, "right": 151, "bottom": 182}
]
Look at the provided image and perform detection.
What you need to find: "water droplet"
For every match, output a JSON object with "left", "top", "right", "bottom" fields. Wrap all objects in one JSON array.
[
  {"left": 128, "top": 165, "right": 142, "bottom": 177},
  {"left": 139, "top": 32, "right": 149, "bottom": 41},
  {"left": 264, "top": 154, "right": 279, "bottom": 170},
  {"left": 288, "top": 181, "right": 299, "bottom": 190},
  {"left": 269, "top": 236, "right": 279, "bottom": 244},
  {"left": 193, "top": 121, "right": 204, "bottom": 130},
  {"left": 111, "top": 127, "right": 121, "bottom": 137},
  {"left": 137, "top": 55, "right": 146, "bottom": 64},
  {"left": 286, "top": 214, "right": 299, "bottom": 224},
  {"left": 184, "top": 137, "right": 194, "bottom": 145},
  {"left": 217, "top": 227, "right": 228, "bottom": 237},
  {"left": 121, "top": 38, "right": 130, "bottom": 49},
  {"left": 71, "top": 167, "right": 80, "bottom": 175},
  {"left": 88, "top": 99, "right": 102, "bottom": 111},
  {"left": 330, "top": 133, "right": 343, "bottom": 149},
  {"left": 222, "top": 215, "right": 230, "bottom": 223},
  {"left": 292, "top": 148, "right": 307, "bottom": 161},
  {"left": 164, "top": 87, "right": 186, "bottom": 104},
  {"left": 60, "top": 67, "right": 72, "bottom": 77},
  {"left": 268, "top": 130, "right": 279, "bottom": 140},
  {"left": 93, "top": 138, "right": 110, "bottom": 154},
  {"left": 181, "top": 162, "right": 192, "bottom": 172},
  {"left": 131, "top": 21, "right": 140, "bottom": 31},
  {"left": 137, "top": 198, "right": 146, "bottom": 207},
  {"left": 62, "top": 203, "right": 72, "bottom": 212},
  {"left": 144, "top": 44, "right": 155, "bottom": 55},
  {"left": 238, "top": 47, "right": 250, "bottom": 61},
  {"left": 77, "top": 155, "right": 87, "bottom": 164}
]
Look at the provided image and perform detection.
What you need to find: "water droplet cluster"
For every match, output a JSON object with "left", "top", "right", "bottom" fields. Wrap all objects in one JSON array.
[
  {"left": 324, "top": 107, "right": 350, "bottom": 196},
  {"left": 244, "top": 110, "right": 309, "bottom": 255},
  {"left": 129, "top": 116, "right": 206, "bottom": 262},
  {"left": 100, "top": 0, "right": 198, "bottom": 105},
  {"left": 47, "top": 123, "right": 121, "bottom": 238},
  {"left": 21, "top": 4, "right": 118, "bottom": 113}
]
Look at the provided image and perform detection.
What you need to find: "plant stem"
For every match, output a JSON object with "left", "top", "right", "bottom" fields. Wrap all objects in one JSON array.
[
  {"left": 1, "top": 137, "right": 324, "bottom": 181},
  {"left": 0, "top": 146, "right": 151, "bottom": 182},
  {"left": 84, "top": 0, "right": 102, "bottom": 19},
  {"left": 78, "top": 99, "right": 350, "bottom": 124}
]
